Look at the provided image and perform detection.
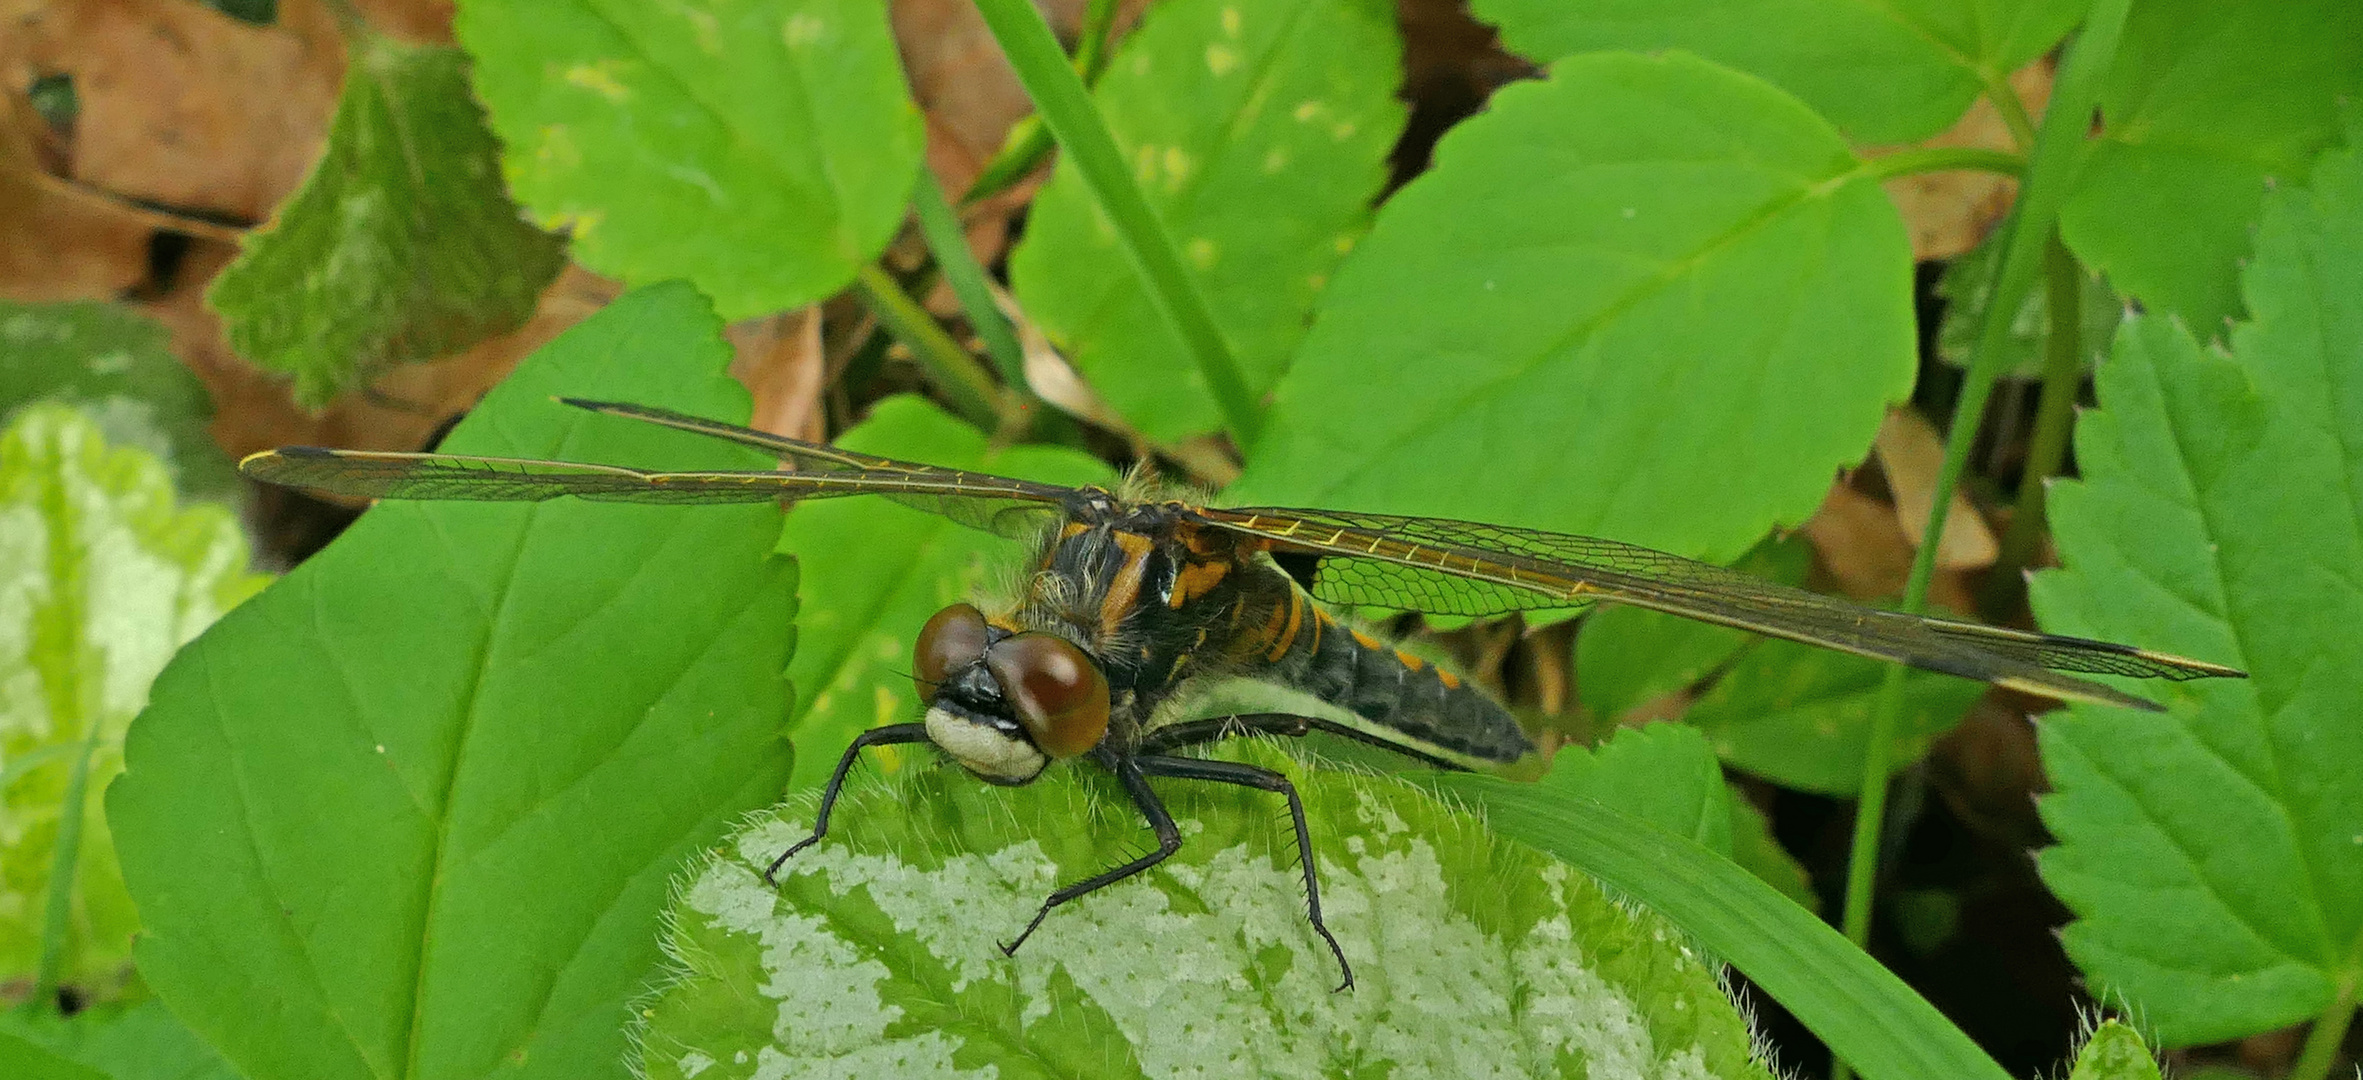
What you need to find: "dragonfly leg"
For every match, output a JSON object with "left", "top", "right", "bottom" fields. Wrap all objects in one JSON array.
[
  {"left": 1000, "top": 756, "right": 1183, "bottom": 958},
  {"left": 764, "top": 722, "right": 930, "bottom": 886},
  {"left": 1135, "top": 754, "right": 1354, "bottom": 992},
  {"left": 1136, "top": 711, "right": 1462, "bottom": 770}
]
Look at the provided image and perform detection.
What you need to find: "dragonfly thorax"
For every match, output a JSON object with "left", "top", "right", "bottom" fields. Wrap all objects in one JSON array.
[{"left": 912, "top": 603, "right": 1110, "bottom": 785}]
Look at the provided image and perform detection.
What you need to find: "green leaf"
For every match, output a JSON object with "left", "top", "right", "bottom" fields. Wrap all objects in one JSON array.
[
  {"left": 2029, "top": 138, "right": 2363, "bottom": 1046},
  {"left": 455, "top": 0, "right": 924, "bottom": 321},
  {"left": 777, "top": 395, "right": 1111, "bottom": 791},
  {"left": 2066, "top": 1021, "right": 2162, "bottom": 1080},
  {"left": 1469, "top": 0, "right": 2088, "bottom": 143},
  {"left": 1686, "top": 640, "right": 1984, "bottom": 796},
  {"left": 1934, "top": 226, "right": 2120, "bottom": 376},
  {"left": 2056, "top": 0, "right": 2363, "bottom": 335},
  {"left": 1727, "top": 791, "right": 1818, "bottom": 912},
  {"left": 0, "top": 999, "right": 242, "bottom": 1080},
  {"left": 207, "top": 31, "right": 565, "bottom": 408},
  {"left": 1229, "top": 53, "right": 1915, "bottom": 572},
  {"left": 0, "top": 1032, "right": 106, "bottom": 1080},
  {"left": 107, "top": 283, "right": 798, "bottom": 1080},
  {"left": 0, "top": 404, "right": 268, "bottom": 998},
  {"left": 1548, "top": 721, "right": 1732, "bottom": 851},
  {"left": 1008, "top": 0, "right": 1404, "bottom": 442},
  {"left": 0, "top": 300, "right": 235, "bottom": 502},
  {"left": 1428, "top": 773, "right": 2012, "bottom": 1080},
  {"left": 638, "top": 741, "right": 1773, "bottom": 1079},
  {"left": 1576, "top": 535, "right": 1811, "bottom": 720}
]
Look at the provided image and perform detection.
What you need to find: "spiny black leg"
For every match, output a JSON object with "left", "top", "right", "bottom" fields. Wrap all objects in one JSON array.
[
  {"left": 1137, "top": 711, "right": 1463, "bottom": 770},
  {"left": 1136, "top": 754, "right": 1353, "bottom": 992},
  {"left": 764, "top": 722, "right": 930, "bottom": 885},
  {"left": 1000, "top": 757, "right": 1182, "bottom": 957}
]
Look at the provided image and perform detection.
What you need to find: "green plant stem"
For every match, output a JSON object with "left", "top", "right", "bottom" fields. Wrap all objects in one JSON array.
[
  {"left": 1830, "top": 5, "right": 2129, "bottom": 1077},
  {"left": 850, "top": 263, "right": 1005, "bottom": 432},
  {"left": 967, "top": 0, "right": 1261, "bottom": 445},
  {"left": 1982, "top": 237, "right": 2084, "bottom": 613},
  {"left": 912, "top": 171, "right": 1028, "bottom": 390},
  {"left": 1981, "top": 68, "right": 2041, "bottom": 151},
  {"left": 908, "top": 171, "right": 1085, "bottom": 443},
  {"left": 2289, "top": 978, "right": 2360, "bottom": 1080},
  {"left": 1861, "top": 145, "right": 2025, "bottom": 181},
  {"left": 964, "top": 0, "right": 1121, "bottom": 205}
]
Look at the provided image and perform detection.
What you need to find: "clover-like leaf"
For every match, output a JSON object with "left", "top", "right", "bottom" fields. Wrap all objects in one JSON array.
[
  {"left": 638, "top": 741, "right": 1773, "bottom": 1079},
  {"left": 0, "top": 300, "right": 235, "bottom": 501},
  {"left": 1008, "top": 0, "right": 1404, "bottom": 442},
  {"left": 1470, "top": 0, "right": 2087, "bottom": 144},
  {"left": 108, "top": 283, "right": 798, "bottom": 1080},
  {"left": 777, "top": 395, "right": 1111, "bottom": 791},
  {"left": 2030, "top": 138, "right": 2363, "bottom": 1045},
  {"left": 455, "top": 0, "right": 924, "bottom": 320},
  {"left": 2056, "top": 0, "right": 2363, "bottom": 335},
  {"left": 207, "top": 31, "right": 565, "bottom": 407},
  {"left": 1229, "top": 53, "right": 1915, "bottom": 571},
  {"left": 0, "top": 404, "right": 267, "bottom": 999}
]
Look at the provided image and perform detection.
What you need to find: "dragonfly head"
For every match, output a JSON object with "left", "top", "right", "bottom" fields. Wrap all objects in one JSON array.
[{"left": 913, "top": 603, "right": 1110, "bottom": 785}]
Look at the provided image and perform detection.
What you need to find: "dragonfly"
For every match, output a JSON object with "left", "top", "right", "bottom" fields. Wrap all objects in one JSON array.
[{"left": 241, "top": 398, "right": 2245, "bottom": 989}]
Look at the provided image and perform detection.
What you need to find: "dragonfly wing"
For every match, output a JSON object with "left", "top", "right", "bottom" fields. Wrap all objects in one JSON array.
[
  {"left": 240, "top": 447, "right": 1071, "bottom": 535},
  {"left": 556, "top": 398, "right": 1075, "bottom": 536},
  {"left": 1198, "top": 505, "right": 2244, "bottom": 712}
]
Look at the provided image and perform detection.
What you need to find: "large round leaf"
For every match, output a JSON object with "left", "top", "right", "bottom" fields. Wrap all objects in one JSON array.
[
  {"left": 1231, "top": 53, "right": 1914, "bottom": 571},
  {"left": 108, "top": 284, "right": 799, "bottom": 1080},
  {"left": 455, "top": 0, "right": 925, "bottom": 319}
]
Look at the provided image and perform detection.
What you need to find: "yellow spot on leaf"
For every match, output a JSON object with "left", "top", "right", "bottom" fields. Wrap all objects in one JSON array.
[
  {"left": 1221, "top": 6, "right": 1242, "bottom": 36},
  {"left": 1205, "top": 44, "right": 1239, "bottom": 76},
  {"left": 784, "top": 13, "right": 825, "bottom": 47},
  {"left": 1293, "top": 100, "right": 1325, "bottom": 122},
  {"left": 1333, "top": 233, "right": 1356, "bottom": 255},
  {"left": 1186, "top": 237, "right": 1219, "bottom": 269},
  {"left": 1162, "top": 146, "right": 1194, "bottom": 189},
  {"left": 1332, "top": 120, "right": 1358, "bottom": 141},
  {"left": 1263, "top": 147, "right": 1289, "bottom": 173},
  {"left": 564, "top": 61, "right": 631, "bottom": 103}
]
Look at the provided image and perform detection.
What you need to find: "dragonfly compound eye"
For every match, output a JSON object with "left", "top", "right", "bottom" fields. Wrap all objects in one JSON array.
[
  {"left": 985, "top": 632, "right": 1110, "bottom": 760},
  {"left": 913, "top": 603, "right": 991, "bottom": 700}
]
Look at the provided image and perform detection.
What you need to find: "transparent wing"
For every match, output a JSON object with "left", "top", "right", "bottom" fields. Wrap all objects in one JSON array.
[
  {"left": 239, "top": 401, "right": 1081, "bottom": 538},
  {"left": 558, "top": 398, "right": 1075, "bottom": 536},
  {"left": 1198, "top": 505, "right": 2245, "bottom": 712},
  {"left": 240, "top": 448, "right": 1069, "bottom": 537}
]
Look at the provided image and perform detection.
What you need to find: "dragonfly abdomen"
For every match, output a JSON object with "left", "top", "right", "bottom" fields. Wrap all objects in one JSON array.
[{"left": 1259, "top": 595, "right": 1534, "bottom": 764}]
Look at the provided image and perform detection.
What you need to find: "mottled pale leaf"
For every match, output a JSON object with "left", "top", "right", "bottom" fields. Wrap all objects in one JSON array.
[
  {"left": 2056, "top": 0, "right": 2363, "bottom": 335},
  {"left": 455, "top": 0, "right": 924, "bottom": 320},
  {"left": 0, "top": 405, "right": 266, "bottom": 997},
  {"left": 1008, "top": 0, "right": 1403, "bottom": 442},
  {"left": 2031, "top": 139, "right": 2363, "bottom": 1046},
  {"left": 207, "top": 32, "right": 564, "bottom": 407},
  {"left": 2065, "top": 1021, "right": 2162, "bottom": 1080},
  {"left": 0, "top": 300, "right": 233, "bottom": 501},
  {"left": 1230, "top": 53, "right": 1914, "bottom": 573},
  {"left": 108, "top": 284, "right": 798, "bottom": 1080},
  {"left": 638, "top": 741, "right": 1773, "bottom": 1079},
  {"left": 778, "top": 395, "right": 1111, "bottom": 791},
  {"left": 1686, "top": 641, "right": 1984, "bottom": 796},
  {"left": 1470, "top": 0, "right": 2090, "bottom": 143}
]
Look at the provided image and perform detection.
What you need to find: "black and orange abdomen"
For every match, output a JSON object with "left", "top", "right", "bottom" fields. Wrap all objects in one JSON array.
[{"left": 1244, "top": 587, "right": 1534, "bottom": 764}]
